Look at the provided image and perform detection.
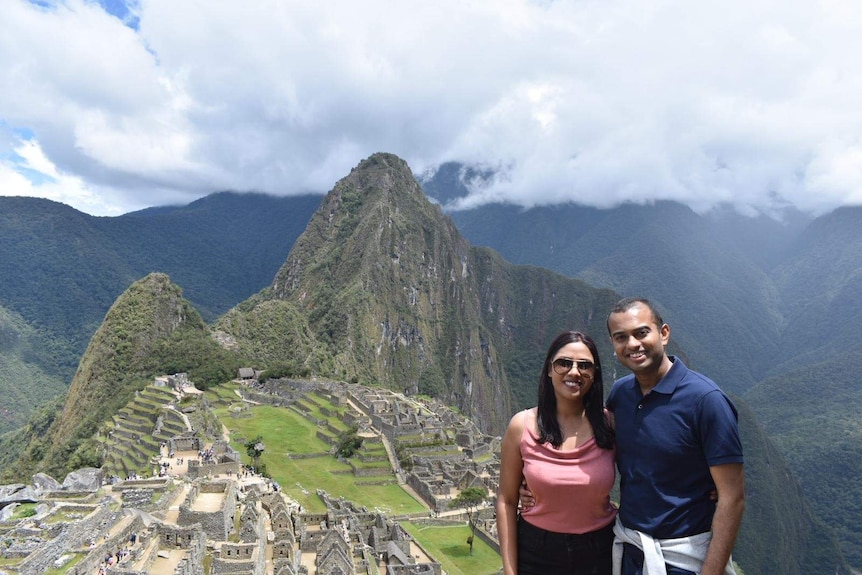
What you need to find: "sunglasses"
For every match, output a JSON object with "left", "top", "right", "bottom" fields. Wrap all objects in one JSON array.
[{"left": 552, "top": 358, "right": 595, "bottom": 375}]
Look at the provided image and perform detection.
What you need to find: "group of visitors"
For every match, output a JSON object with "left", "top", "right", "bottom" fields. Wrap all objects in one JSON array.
[
  {"left": 496, "top": 297, "right": 745, "bottom": 575},
  {"left": 94, "top": 532, "right": 137, "bottom": 574},
  {"left": 198, "top": 447, "right": 217, "bottom": 464}
]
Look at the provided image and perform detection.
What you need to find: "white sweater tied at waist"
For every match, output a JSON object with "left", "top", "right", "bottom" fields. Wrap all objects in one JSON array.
[{"left": 612, "top": 517, "right": 736, "bottom": 575}]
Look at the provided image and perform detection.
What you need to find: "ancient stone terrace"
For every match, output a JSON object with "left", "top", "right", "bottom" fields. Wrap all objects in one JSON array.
[
  {"left": 336, "top": 384, "right": 500, "bottom": 514},
  {"left": 100, "top": 379, "right": 196, "bottom": 480},
  {"left": 234, "top": 378, "right": 501, "bottom": 518},
  {"left": 2, "top": 376, "right": 501, "bottom": 574},
  {"left": 1, "top": 461, "right": 446, "bottom": 574}
]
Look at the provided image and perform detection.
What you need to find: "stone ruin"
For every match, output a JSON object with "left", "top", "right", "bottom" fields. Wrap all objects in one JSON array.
[
  {"left": 2, "top": 378, "right": 502, "bottom": 574},
  {"left": 1, "top": 470, "right": 445, "bottom": 575},
  {"left": 343, "top": 385, "right": 499, "bottom": 514},
  {"left": 185, "top": 440, "right": 241, "bottom": 479}
]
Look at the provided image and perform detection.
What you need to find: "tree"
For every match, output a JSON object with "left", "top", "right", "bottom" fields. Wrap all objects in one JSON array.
[
  {"left": 335, "top": 426, "right": 363, "bottom": 458},
  {"left": 245, "top": 435, "right": 265, "bottom": 470},
  {"left": 449, "top": 486, "right": 488, "bottom": 555}
]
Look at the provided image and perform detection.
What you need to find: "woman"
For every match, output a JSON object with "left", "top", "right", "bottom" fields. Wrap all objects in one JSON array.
[{"left": 496, "top": 331, "right": 617, "bottom": 575}]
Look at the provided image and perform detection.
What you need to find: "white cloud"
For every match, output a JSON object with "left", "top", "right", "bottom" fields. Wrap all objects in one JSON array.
[
  {"left": 0, "top": 137, "right": 132, "bottom": 215},
  {"left": 1, "top": 0, "right": 862, "bottom": 216}
]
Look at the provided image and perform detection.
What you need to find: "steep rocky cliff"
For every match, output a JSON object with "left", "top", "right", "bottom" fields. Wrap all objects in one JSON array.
[{"left": 217, "top": 153, "right": 619, "bottom": 433}]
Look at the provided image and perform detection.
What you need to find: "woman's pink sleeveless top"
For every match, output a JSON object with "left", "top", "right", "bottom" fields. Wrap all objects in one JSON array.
[{"left": 519, "top": 411, "right": 618, "bottom": 534}]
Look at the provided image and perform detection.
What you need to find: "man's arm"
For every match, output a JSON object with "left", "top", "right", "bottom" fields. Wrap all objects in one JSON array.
[{"left": 701, "top": 463, "right": 745, "bottom": 575}]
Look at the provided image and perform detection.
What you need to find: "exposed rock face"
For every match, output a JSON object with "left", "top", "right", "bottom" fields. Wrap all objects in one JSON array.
[
  {"left": 0, "top": 484, "right": 37, "bottom": 505},
  {"left": 61, "top": 467, "right": 102, "bottom": 492},
  {"left": 32, "top": 472, "right": 61, "bottom": 493},
  {"left": 220, "top": 154, "right": 618, "bottom": 434}
]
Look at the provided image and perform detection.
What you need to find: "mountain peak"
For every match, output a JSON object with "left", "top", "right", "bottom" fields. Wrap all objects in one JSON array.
[
  {"left": 13, "top": 273, "right": 215, "bottom": 479},
  {"left": 271, "top": 153, "right": 456, "bottom": 300},
  {"left": 227, "top": 153, "right": 620, "bottom": 433}
]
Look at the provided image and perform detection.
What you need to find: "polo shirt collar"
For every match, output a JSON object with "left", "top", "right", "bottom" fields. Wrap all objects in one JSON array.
[{"left": 634, "top": 356, "right": 688, "bottom": 395}]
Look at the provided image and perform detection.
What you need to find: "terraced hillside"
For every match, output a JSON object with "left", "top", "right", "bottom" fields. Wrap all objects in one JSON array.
[{"left": 99, "top": 383, "right": 193, "bottom": 478}]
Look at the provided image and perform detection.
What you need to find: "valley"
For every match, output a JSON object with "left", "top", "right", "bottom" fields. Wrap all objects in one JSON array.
[{"left": 1, "top": 152, "right": 857, "bottom": 574}]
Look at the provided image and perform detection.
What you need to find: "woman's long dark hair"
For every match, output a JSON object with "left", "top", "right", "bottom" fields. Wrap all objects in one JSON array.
[{"left": 536, "top": 331, "right": 615, "bottom": 450}]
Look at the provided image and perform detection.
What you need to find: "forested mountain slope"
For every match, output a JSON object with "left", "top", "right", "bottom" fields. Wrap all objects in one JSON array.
[
  {"left": 0, "top": 273, "right": 242, "bottom": 481},
  {"left": 216, "top": 153, "right": 622, "bottom": 433},
  {"left": 0, "top": 193, "right": 320, "bottom": 433},
  {"left": 420, "top": 165, "right": 862, "bottom": 570},
  {"left": 2, "top": 153, "right": 848, "bottom": 573}
]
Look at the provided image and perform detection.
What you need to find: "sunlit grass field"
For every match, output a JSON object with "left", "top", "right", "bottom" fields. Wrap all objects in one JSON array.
[
  {"left": 212, "top": 390, "right": 424, "bottom": 515},
  {"left": 402, "top": 522, "right": 502, "bottom": 575},
  {"left": 209, "top": 382, "right": 504, "bottom": 574}
]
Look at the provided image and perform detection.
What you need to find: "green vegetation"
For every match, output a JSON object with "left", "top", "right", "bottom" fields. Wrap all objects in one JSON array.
[
  {"left": 0, "top": 557, "right": 24, "bottom": 570},
  {"left": 2, "top": 274, "right": 244, "bottom": 482},
  {"left": 3, "top": 155, "right": 861, "bottom": 573},
  {"left": 0, "top": 305, "right": 69, "bottom": 435},
  {"left": 335, "top": 426, "right": 363, "bottom": 458},
  {"left": 0, "top": 193, "right": 320, "bottom": 434},
  {"left": 9, "top": 503, "right": 37, "bottom": 520},
  {"left": 244, "top": 435, "right": 266, "bottom": 476},
  {"left": 725, "top": 398, "right": 850, "bottom": 575},
  {"left": 449, "top": 486, "right": 489, "bottom": 555},
  {"left": 213, "top": 399, "right": 423, "bottom": 515},
  {"left": 744, "top": 350, "right": 862, "bottom": 570},
  {"left": 402, "top": 522, "right": 501, "bottom": 575}
]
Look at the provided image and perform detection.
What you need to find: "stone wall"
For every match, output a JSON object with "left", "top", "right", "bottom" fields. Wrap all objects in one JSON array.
[
  {"left": 406, "top": 475, "right": 452, "bottom": 513},
  {"left": 169, "top": 436, "right": 202, "bottom": 453},
  {"left": 387, "top": 565, "right": 442, "bottom": 575},
  {"left": 36, "top": 512, "right": 147, "bottom": 575},
  {"left": 177, "top": 481, "right": 236, "bottom": 541},
  {"left": 186, "top": 459, "right": 240, "bottom": 480},
  {"left": 115, "top": 477, "right": 173, "bottom": 513},
  {"left": 157, "top": 523, "right": 207, "bottom": 575},
  {"left": 17, "top": 504, "right": 132, "bottom": 575},
  {"left": 121, "top": 488, "right": 155, "bottom": 508},
  {"left": 300, "top": 512, "right": 329, "bottom": 527},
  {"left": 211, "top": 541, "right": 264, "bottom": 575}
]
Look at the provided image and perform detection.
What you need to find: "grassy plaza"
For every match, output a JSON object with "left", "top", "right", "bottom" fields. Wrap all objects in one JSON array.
[
  {"left": 209, "top": 382, "right": 504, "bottom": 573},
  {"left": 402, "top": 522, "right": 502, "bottom": 575},
  {"left": 213, "top": 390, "right": 425, "bottom": 514}
]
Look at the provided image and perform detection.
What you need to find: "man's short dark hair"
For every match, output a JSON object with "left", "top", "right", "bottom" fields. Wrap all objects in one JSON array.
[{"left": 607, "top": 297, "right": 664, "bottom": 333}]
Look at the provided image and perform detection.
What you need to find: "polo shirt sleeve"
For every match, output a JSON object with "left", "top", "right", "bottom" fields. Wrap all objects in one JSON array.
[{"left": 696, "top": 390, "right": 744, "bottom": 466}]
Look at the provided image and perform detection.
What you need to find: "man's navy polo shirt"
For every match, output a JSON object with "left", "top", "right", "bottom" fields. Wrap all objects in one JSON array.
[{"left": 606, "top": 357, "right": 743, "bottom": 539}]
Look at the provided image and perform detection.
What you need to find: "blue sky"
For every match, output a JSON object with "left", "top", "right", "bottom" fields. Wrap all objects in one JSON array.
[{"left": 2, "top": 0, "right": 862, "bottom": 216}]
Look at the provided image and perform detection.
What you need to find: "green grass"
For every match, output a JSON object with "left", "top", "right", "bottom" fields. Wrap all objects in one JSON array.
[
  {"left": 473, "top": 452, "right": 495, "bottom": 464},
  {"left": 207, "top": 383, "right": 242, "bottom": 406},
  {"left": 307, "top": 391, "right": 343, "bottom": 411},
  {"left": 402, "top": 522, "right": 502, "bottom": 575},
  {"left": 42, "top": 552, "right": 85, "bottom": 574},
  {"left": 0, "top": 557, "right": 23, "bottom": 568},
  {"left": 351, "top": 460, "right": 392, "bottom": 471},
  {"left": 213, "top": 400, "right": 425, "bottom": 515},
  {"left": 43, "top": 507, "right": 94, "bottom": 524},
  {"left": 7, "top": 502, "right": 37, "bottom": 520},
  {"left": 295, "top": 397, "right": 350, "bottom": 432}
]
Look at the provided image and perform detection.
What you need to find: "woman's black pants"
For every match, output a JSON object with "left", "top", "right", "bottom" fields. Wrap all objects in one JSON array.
[{"left": 517, "top": 516, "right": 613, "bottom": 575}]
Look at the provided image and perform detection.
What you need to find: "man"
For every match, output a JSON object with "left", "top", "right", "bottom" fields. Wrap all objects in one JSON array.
[{"left": 606, "top": 297, "right": 744, "bottom": 575}]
